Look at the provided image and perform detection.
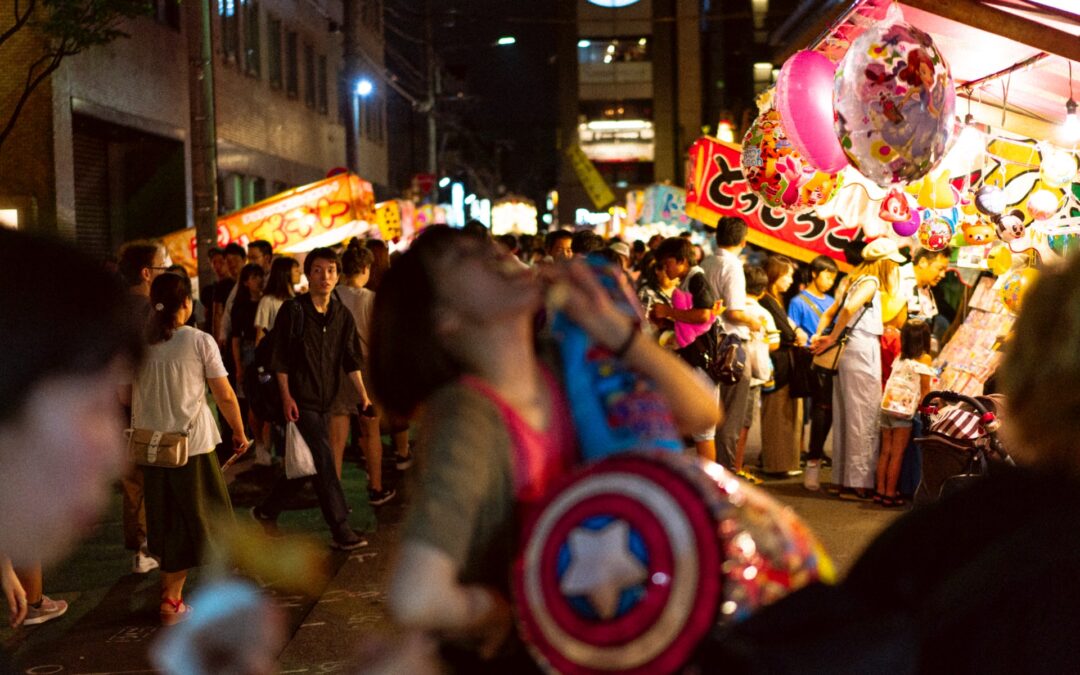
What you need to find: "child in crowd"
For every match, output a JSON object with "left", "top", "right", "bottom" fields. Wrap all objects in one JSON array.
[
  {"left": 877, "top": 319, "right": 935, "bottom": 506},
  {"left": 734, "top": 265, "right": 778, "bottom": 483}
]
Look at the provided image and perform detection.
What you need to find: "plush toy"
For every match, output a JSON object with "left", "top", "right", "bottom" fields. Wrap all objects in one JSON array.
[{"left": 960, "top": 219, "right": 996, "bottom": 246}]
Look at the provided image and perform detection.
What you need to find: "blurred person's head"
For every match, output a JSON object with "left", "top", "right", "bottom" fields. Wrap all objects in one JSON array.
[
  {"left": 571, "top": 230, "right": 604, "bottom": 257},
  {"left": 808, "top": 255, "right": 839, "bottom": 294},
  {"left": 607, "top": 241, "right": 631, "bottom": 271},
  {"left": 265, "top": 256, "right": 300, "bottom": 300},
  {"left": 1001, "top": 258, "right": 1080, "bottom": 472},
  {"left": 343, "top": 247, "right": 374, "bottom": 287},
  {"left": 371, "top": 227, "right": 540, "bottom": 418},
  {"left": 223, "top": 242, "right": 246, "bottom": 278},
  {"left": 236, "top": 263, "right": 265, "bottom": 303},
  {"left": 496, "top": 233, "right": 519, "bottom": 255},
  {"left": 0, "top": 231, "right": 143, "bottom": 565},
  {"left": 647, "top": 234, "right": 664, "bottom": 250},
  {"left": 655, "top": 237, "right": 696, "bottom": 282},
  {"left": 247, "top": 239, "right": 273, "bottom": 272},
  {"left": 899, "top": 318, "right": 932, "bottom": 361},
  {"left": 913, "top": 248, "right": 950, "bottom": 288},
  {"left": 118, "top": 241, "right": 165, "bottom": 294},
  {"left": 304, "top": 247, "right": 341, "bottom": 299},
  {"left": 715, "top": 216, "right": 749, "bottom": 250},
  {"left": 148, "top": 272, "right": 194, "bottom": 345},
  {"left": 855, "top": 238, "right": 906, "bottom": 294},
  {"left": 208, "top": 247, "right": 226, "bottom": 280},
  {"left": 462, "top": 219, "right": 490, "bottom": 240},
  {"left": 365, "top": 239, "right": 390, "bottom": 291},
  {"left": 545, "top": 230, "right": 574, "bottom": 261},
  {"left": 744, "top": 265, "right": 768, "bottom": 299},
  {"left": 764, "top": 255, "right": 796, "bottom": 296}
]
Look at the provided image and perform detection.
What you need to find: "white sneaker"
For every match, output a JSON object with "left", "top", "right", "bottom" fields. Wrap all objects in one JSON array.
[
  {"left": 133, "top": 549, "right": 160, "bottom": 574},
  {"left": 803, "top": 460, "right": 821, "bottom": 491},
  {"left": 23, "top": 596, "right": 68, "bottom": 626}
]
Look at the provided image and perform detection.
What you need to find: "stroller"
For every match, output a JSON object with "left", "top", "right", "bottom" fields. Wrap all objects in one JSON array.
[{"left": 913, "top": 390, "right": 1015, "bottom": 505}]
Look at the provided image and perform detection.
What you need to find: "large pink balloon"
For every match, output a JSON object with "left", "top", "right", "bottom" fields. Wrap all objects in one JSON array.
[{"left": 776, "top": 51, "right": 849, "bottom": 174}]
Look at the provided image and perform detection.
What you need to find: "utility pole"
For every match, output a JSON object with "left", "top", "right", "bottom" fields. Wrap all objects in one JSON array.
[
  {"left": 425, "top": 0, "right": 438, "bottom": 194},
  {"left": 185, "top": 0, "right": 219, "bottom": 294},
  {"left": 343, "top": 0, "right": 359, "bottom": 174}
]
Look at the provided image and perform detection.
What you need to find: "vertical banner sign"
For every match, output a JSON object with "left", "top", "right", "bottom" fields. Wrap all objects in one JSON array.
[
  {"left": 566, "top": 144, "right": 616, "bottom": 210},
  {"left": 686, "top": 136, "right": 853, "bottom": 266},
  {"left": 160, "top": 173, "right": 376, "bottom": 275}
]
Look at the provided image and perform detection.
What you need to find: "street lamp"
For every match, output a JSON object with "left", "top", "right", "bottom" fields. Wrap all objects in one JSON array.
[
  {"left": 355, "top": 78, "right": 374, "bottom": 97},
  {"left": 496, "top": 36, "right": 516, "bottom": 46}
]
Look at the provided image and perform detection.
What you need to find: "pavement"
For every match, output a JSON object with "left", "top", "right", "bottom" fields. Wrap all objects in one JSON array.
[{"left": 3, "top": 436, "right": 904, "bottom": 673}]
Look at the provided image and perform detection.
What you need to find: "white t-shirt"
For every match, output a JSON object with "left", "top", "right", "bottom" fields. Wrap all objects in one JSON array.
[
  {"left": 336, "top": 285, "right": 375, "bottom": 363},
  {"left": 700, "top": 248, "right": 749, "bottom": 340},
  {"left": 744, "top": 298, "right": 777, "bottom": 386},
  {"left": 254, "top": 295, "right": 286, "bottom": 332},
  {"left": 133, "top": 326, "right": 227, "bottom": 456}
]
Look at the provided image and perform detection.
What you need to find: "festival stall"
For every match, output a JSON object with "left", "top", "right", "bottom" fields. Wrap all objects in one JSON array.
[{"left": 686, "top": 0, "right": 1078, "bottom": 393}]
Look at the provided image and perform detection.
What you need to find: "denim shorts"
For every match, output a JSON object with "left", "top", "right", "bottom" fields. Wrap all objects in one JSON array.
[{"left": 880, "top": 411, "right": 914, "bottom": 429}]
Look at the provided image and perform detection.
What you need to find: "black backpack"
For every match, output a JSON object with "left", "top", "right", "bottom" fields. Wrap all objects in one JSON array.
[{"left": 246, "top": 299, "right": 303, "bottom": 423}]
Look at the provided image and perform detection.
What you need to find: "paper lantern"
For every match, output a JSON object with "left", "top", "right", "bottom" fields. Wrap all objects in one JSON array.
[
  {"left": 833, "top": 5, "right": 955, "bottom": 187},
  {"left": 1027, "top": 190, "right": 1060, "bottom": 221},
  {"left": 740, "top": 108, "right": 843, "bottom": 213},
  {"left": 975, "top": 185, "right": 1006, "bottom": 216},
  {"left": 987, "top": 244, "right": 1012, "bottom": 276},
  {"left": 776, "top": 50, "right": 848, "bottom": 173},
  {"left": 1040, "top": 147, "right": 1079, "bottom": 187},
  {"left": 918, "top": 215, "right": 952, "bottom": 251}
]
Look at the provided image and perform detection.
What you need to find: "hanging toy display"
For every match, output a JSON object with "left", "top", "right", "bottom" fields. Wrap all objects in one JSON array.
[
  {"left": 994, "top": 209, "right": 1026, "bottom": 243},
  {"left": 775, "top": 50, "right": 849, "bottom": 173},
  {"left": 987, "top": 244, "right": 1012, "bottom": 276},
  {"left": 893, "top": 207, "right": 921, "bottom": 237},
  {"left": 999, "top": 267, "right": 1038, "bottom": 315},
  {"left": 833, "top": 4, "right": 956, "bottom": 187},
  {"left": 879, "top": 188, "right": 912, "bottom": 222},
  {"left": 959, "top": 219, "right": 996, "bottom": 246},
  {"left": 918, "top": 214, "right": 953, "bottom": 251},
  {"left": 975, "top": 185, "right": 1007, "bottom": 216},
  {"left": 740, "top": 108, "right": 843, "bottom": 213},
  {"left": 1026, "top": 189, "right": 1061, "bottom": 221},
  {"left": 1039, "top": 146, "right": 1079, "bottom": 188}
]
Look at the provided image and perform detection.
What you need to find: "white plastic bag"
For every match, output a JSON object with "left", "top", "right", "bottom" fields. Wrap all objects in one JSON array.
[{"left": 284, "top": 422, "right": 317, "bottom": 479}]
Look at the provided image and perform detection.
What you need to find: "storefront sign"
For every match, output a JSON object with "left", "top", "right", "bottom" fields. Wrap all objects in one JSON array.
[
  {"left": 640, "top": 184, "right": 691, "bottom": 229},
  {"left": 686, "top": 136, "right": 853, "bottom": 267},
  {"left": 566, "top": 144, "right": 616, "bottom": 210},
  {"left": 160, "top": 173, "right": 375, "bottom": 275}
]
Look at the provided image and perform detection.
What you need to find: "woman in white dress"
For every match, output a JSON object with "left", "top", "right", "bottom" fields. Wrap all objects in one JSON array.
[{"left": 129, "top": 273, "right": 249, "bottom": 624}]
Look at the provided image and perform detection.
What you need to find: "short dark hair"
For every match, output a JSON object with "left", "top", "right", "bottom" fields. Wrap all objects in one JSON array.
[
  {"left": 248, "top": 239, "right": 273, "bottom": 258},
  {"left": 304, "top": 247, "right": 341, "bottom": 277},
  {"left": 809, "top": 254, "right": 839, "bottom": 277},
  {"left": 497, "top": 233, "right": 518, "bottom": 252},
  {"left": 147, "top": 273, "right": 192, "bottom": 345},
  {"left": 632, "top": 240, "right": 646, "bottom": 254},
  {"left": 913, "top": 247, "right": 949, "bottom": 266},
  {"left": 223, "top": 242, "right": 246, "bottom": 259},
  {"left": 462, "top": 219, "right": 489, "bottom": 239},
  {"left": 1, "top": 231, "right": 143, "bottom": 424},
  {"left": 265, "top": 256, "right": 299, "bottom": 300},
  {"left": 117, "top": 242, "right": 159, "bottom": 287},
  {"left": 744, "top": 265, "right": 768, "bottom": 296},
  {"left": 342, "top": 247, "right": 373, "bottom": 277},
  {"left": 571, "top": 230, "right": 604, "bottom": 255},
  {"left": 900, "top": 318, "right": 932, "bottom": 360},
  {"left": 715, "top": 216, "right": 748, "bottom": 248},
  {"left": 208, "top": 247, "right": 224, "bottom": 260},
  {"left": 654, "top": 237, "right": 695, "bottom": 264},
  {"left": 545, "top": 230, "right": 573, "bottom": 252}
]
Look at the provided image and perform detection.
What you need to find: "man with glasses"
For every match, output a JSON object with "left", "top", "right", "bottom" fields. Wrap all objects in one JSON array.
[{"left": 115, "top": 241, "right": 168, "bottom": 574}]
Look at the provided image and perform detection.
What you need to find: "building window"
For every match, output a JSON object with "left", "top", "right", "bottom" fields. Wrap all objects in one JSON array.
[
  {"left": 285, "top": 31, "right": 299, "bottom": 98},
  {"left": 303, "top": 44, "right": 316, "bottom": 108},
  {"left": 219, "top": 0, "right": 239, "bottom": 62},
  {"left": 317, "top": 55, "right": 329, "bottom": 114},
  {"left": 577, "top": 37, "right": 650, "bottom": 65},
  {"left": 242, "top": 0, "right": 260, "bottom": 77},
  {"left": 153, "top": 0, "right": 180, "bottom": 30},
  {"left": 267, "top": 16, "right": 282, "bottom": 88}
]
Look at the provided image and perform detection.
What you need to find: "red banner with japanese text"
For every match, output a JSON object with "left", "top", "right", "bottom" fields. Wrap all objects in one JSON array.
[
  {"left": 686, "top": 136, "right": 854, "bottom": 269},
  {"left": 160, "top": 173, "right": 376, "bottom": 276}
]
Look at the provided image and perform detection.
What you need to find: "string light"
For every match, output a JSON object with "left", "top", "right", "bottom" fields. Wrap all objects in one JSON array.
[{"left": 1064, "top": 61, "right": 1079, "bottom": 143}]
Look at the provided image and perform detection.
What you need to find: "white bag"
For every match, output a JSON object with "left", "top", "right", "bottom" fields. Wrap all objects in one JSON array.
[{"left": 284, "top": 422, "right": 317, "bottom": 479}]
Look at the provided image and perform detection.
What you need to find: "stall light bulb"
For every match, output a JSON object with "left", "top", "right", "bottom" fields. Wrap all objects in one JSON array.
[{"left": 1064, "top": 99, "right": 1080, "bottom": 143}]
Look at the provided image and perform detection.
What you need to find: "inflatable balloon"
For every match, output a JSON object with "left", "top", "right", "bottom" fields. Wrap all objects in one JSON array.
[
  {"left": 1027, "top": 189, "right": 1060, "bottom": 221},
  {"left": 914, "top": 171, "right": 958, "bottom": 209},
  {"left": 999, "top": 268, "right": 1038, "bottom": 315},
  {"left": 833, "top": 5, "right": 955, "bottom": 187},
  {"left": 879, "top": 188, "right": 911, "bottom": 222},
  {"left": 987, "top": 244, "right": 1012, "bottom": 276},
  {"left": 975, "top": 185, "right": 1006, "bottom": 216},
  {"left": 918, "top": 215, "right": 952, "bottom": 251},
  {"left": 893, "top": 207, "right": 921, "bottom": 237},
  {"left": 740, "top": 108, "right": 843, "bottom": 213},
  {"left": 995, "top": 210, "right": 1026, "bottom": 242},
  {"left": 1040, "top": 147, "right": 1079, "bottom": 187},
  {"left": 960, "top": 219, "right": 995, "bottom": 246},
  {"left": 776, "top": 50, "right": 849, "bottom": 173}
]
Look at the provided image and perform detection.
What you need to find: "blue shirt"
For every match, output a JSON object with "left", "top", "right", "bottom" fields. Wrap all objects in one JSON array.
[{"left": 788, "top": 290, "right": 834, "bottom": 337}]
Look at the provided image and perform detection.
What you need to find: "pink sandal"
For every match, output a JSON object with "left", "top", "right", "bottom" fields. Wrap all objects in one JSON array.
[{"left": 160, "top": 597, "right": 192, "bottom": 626}]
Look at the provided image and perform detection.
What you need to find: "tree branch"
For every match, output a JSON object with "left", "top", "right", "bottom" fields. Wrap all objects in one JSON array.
[
  {"left": 0, "top": 0, "right": 37, "bottom": 51},
  {"left": 0, "top": 46, "right": 64, "bottom": 153}
]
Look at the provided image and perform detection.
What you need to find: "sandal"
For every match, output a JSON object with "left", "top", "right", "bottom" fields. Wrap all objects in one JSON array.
[
  {"left": 873, "top": 492, "right": 883, "bottom": 504},
  {"left": 825, "top": 484, "right": 842, "bottom": 497},
  {"left": 880, "top": 494, "right": 895, "bottom": 507},
  {"left": 735, "top": 470, "right": 763, "bottom": 485},
  {"left": 160, "top": 597, "right": 192, "bottom": 626}
]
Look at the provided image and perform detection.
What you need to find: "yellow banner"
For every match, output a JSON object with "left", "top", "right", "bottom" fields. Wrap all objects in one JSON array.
[
  {"left": 566, "top": 144, "right": 616, "bottom": 210},
  {"left": 160, "top": 173, "right": 375, "bottom": 275}
]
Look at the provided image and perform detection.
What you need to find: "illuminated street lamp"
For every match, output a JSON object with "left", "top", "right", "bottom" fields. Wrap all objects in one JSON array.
[
  {"left": 355, "top": 78, "right": 374, "bottom": 97},
  {"left": 496, "top": 36, "right": 516, "bottom": 46}
]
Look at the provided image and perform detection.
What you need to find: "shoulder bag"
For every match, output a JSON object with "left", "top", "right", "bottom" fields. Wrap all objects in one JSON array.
[
  {"left": 126, "top": 418, "right": 193, "bottom": 468},
  {"left": 811, "top": 279, "right": 877, "bottom": 376}
]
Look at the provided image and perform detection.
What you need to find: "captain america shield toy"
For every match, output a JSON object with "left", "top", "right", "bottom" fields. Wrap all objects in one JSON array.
[{"left": 514, "top": 452, "right": 833, "bottom": 675}]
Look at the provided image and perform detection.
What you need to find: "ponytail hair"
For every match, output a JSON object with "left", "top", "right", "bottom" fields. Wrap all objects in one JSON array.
[{"left": 147, "top": 273, "right": 192, "bottom": 345}]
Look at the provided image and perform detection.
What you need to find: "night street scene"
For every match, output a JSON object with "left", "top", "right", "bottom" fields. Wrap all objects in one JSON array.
[{"left": 2, "top": 0, "right": 1080, "bottom": 673}]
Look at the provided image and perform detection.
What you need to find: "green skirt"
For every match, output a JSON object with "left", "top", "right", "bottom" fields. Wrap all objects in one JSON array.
[{"left": 143, "top": 452, "right": 232, "bottom": 573}]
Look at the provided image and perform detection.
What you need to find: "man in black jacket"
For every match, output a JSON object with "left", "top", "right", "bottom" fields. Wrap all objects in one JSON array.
[{"left": 253, "top": 247, "right": 371, "bottom": 550}]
